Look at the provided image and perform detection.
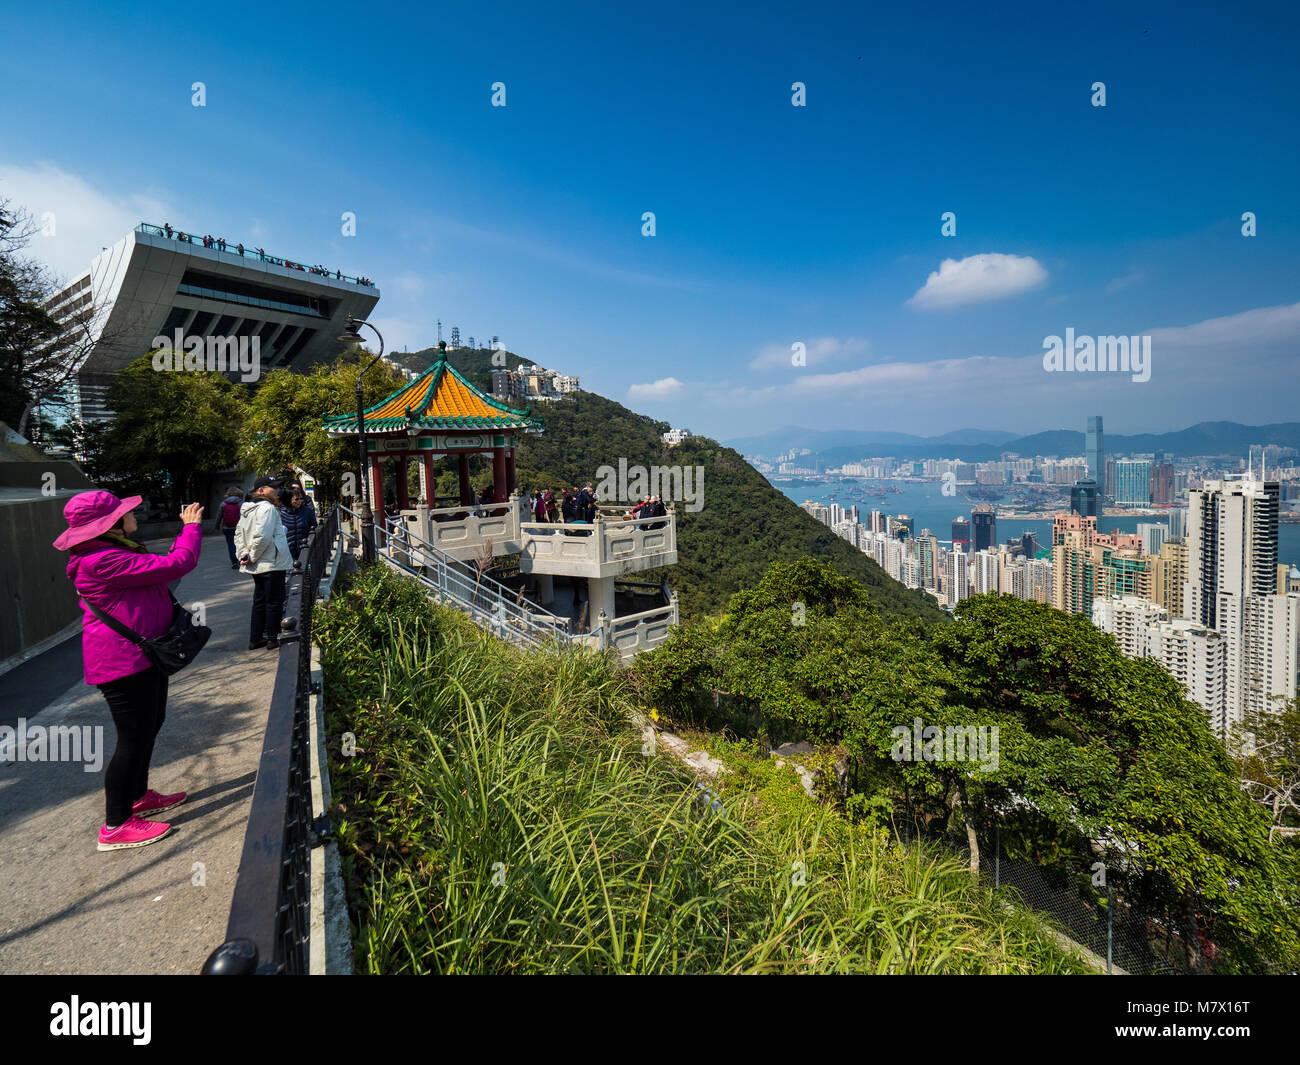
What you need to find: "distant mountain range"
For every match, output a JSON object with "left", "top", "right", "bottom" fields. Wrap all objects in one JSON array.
[
  {"left": 726, "top": 426, "right": 1019, "bottom": 454},
  {"left": 727, "top": 422, "right": 1300, "bottom": 465}
]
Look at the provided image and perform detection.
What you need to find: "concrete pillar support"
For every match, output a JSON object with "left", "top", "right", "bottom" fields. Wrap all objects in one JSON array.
[
  {"left": 535, "top": 572, "right": 554, "bottom": 606},
  {"left": 588, "top": 576, "right": 616, "bottom": 633}
]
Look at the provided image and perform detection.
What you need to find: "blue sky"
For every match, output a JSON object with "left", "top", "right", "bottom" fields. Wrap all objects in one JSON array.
[{"left": 4, "top": 0, "right": 1299, "bottom": 442}]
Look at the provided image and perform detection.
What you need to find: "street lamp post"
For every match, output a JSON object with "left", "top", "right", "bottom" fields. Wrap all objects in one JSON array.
[{"left": 337, "top": 315, "right": 385, "bottom": 564}]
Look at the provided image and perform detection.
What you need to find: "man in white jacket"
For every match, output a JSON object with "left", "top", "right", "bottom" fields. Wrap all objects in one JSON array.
[{"left": 234, "top": 475, "right": 294, "bottom": 649}]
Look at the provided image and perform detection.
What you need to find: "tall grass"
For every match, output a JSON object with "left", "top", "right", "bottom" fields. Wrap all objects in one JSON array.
[{"left": 318, "top": 566, "right": 1090, "bottom": 974}]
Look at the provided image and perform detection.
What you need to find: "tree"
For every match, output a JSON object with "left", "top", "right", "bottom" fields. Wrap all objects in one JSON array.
[
  {"left": 241, "top": 350, "right": 405, "bottom": 506},
  {"left": 99, "top": 354, "right": 247, "bottom": 508},
  {"left": 636, "top": 571, "right": 1300, "bottom": 971},
  {"left": 1235, "top": 697, "right": 1300, "bottom": 843},
  {"left": 931, "top": 593, "right": 1300, "bottom": 972}
]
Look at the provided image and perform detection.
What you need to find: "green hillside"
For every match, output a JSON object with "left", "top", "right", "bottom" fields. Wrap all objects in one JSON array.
[{"left": 506, "top": 388, "right": 947, "bottom": 623}]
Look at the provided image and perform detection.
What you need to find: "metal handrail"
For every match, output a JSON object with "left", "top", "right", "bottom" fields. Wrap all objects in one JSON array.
[{"left": 339, "top": 505, "right": 571, "bottom": 647}]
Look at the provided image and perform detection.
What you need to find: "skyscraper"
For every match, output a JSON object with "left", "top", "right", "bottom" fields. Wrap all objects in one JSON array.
[
  {"left": 1052, "top": 513, "right": 1098, "bottom": 616},
  {"left": 1113, "top": 460, "right": 1152, "bottom": 505},
  {"left": 1167, "top": 507, "right": 1187, "bottom": 541},
  {"left": 1150, "top": 539, "right": 1189, "bottom": 618},
  {"left": 918, "top": 533, "right": 939, "bottom": 590},
  {"left": 1086, "top": 415, "right": 1104, "bottom": 489},
  {"left": 973, "top": 548, "right": 1001, "bottom": 594},
  {"left": 946, "top": 547, "right": 969, "bottom": 608},
  {"left": 1070, "top": 479, "right": 1099, "bottom": 519},
  {"left": 1185, "top": 478, "right": 1279, "bottom": 629},
  {"left": 951, "top": 516, "right": 971, "bottom": 551},
  {"left": 1093, "top": 597, "right": 1226, "bottom": 728},
  {"left": 971, "top": 503, "right": 997, "bottom": 552},
  {"left": 1150, "top": 462, "right": 1176, "bottom": 505},
  {"left": 1184, "top": 475, "right": 1294, "bottom": 735},
  {"left": 1137, "top": 522, "right": 1168, "bottom": 557}
]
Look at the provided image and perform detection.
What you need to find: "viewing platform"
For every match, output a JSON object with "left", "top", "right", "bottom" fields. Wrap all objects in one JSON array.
[
  {"left": 388, "top": 497, "right": 676, "bottom": 576},
  {"left": 518, "top": 507, "right": 677, "bottom": 579},
  {"left": 136, "top": 223, "right": 376, "bottom": 288}
]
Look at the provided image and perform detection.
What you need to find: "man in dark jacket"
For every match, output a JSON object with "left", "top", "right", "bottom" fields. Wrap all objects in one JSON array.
[
  {"left": 279, "top": 482, "right": 318, "bottom": 557},
  {"left": 577, "top": 482, "right": 596, "bottom": 523}
]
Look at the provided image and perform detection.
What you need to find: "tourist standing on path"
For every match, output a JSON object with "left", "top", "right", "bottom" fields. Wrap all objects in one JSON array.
[
  {"left": 56, "top": 491, "right": 203, "bottom": 852},
  {"left": 279, "top": 482, "right": 318, "bottom": 557},
  {"left": 215, "top": 485, "right": 244, "bottom": 568},
  {"left": 235, "top": 476, "right": 294, "bottom": 650}
]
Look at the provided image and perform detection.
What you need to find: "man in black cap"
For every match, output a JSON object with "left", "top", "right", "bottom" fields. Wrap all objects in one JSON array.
[{"left": 234, "top": 476, "right": 294, "bottom": 649}]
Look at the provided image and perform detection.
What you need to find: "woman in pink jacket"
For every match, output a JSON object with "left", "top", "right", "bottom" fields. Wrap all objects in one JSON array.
[{"left": 54, "top": 491, "right": 204, "bottom": 851}]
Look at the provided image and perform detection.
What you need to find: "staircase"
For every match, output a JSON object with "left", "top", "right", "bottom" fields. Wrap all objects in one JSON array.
[{"left": 337, "top": 505, "right": 573, "bottom": 651}]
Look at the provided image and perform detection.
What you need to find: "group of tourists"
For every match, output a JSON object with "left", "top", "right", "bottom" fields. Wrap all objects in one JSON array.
[
  {"left": 221, "top": 476, "right": 317, "bottom": 653},
  {"left": 524, "top": 485, "right": 668, "bottom": 529},
  {"left": 52, "top": 474, "right": 320, "bottom": 853},
  {"left": 158, "top": 222, "right": 371, "bottom": 283}
]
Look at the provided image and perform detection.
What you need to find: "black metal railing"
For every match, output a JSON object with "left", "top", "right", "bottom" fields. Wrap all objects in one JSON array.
[
  {"left": 137, "top": 223, "right": 376, "bottom": 287},
  {"left": 202, "top": 505, "right": 340, "bottom": 975}
]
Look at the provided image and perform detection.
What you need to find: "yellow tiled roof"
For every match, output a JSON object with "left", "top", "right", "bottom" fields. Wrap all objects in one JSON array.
[{"left": 323, "top": 354, "right": 543, "bottom": 434}]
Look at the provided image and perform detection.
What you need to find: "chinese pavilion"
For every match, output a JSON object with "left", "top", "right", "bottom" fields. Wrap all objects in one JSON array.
[{"left": 322, "top": 342, "right": 543, "bottom": 511}]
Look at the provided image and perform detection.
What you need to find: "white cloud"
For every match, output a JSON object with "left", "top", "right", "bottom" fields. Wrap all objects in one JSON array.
[
  {"left": 628, "top": 377, "right": 684, "bottom": 400},
  {"left": 1146, "top": 302, "right": 1300, "bottom": 347},
  {"left": 748, "top": 335, "right": 869, "bottom": 371},
  {"left": 1106, "top": 268, "right": 1146, "bottom": 292},
  {"left": 722, "top": 301, "right": 1300, "bottom": 407},
  {"left": 906, "top": 253, "right": 1048, "bottom": 310},
  {"left": 0, "top": 162, "right": 173, "bottom": 282}
]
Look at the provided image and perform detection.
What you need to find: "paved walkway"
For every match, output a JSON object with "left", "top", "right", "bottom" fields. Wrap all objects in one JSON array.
[{"left": 0, "top": 530, "right": 282, "bottom": 974}]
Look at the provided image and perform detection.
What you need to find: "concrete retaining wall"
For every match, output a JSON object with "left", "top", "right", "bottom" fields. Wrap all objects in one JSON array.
[{"left": 0, "top": 494, "right": 84, "bottom": 662}]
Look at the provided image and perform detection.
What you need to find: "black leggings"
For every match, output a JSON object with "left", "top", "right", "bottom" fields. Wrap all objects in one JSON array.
[{"left": 97, "top": 666, "right": 169, "bottom": 827}]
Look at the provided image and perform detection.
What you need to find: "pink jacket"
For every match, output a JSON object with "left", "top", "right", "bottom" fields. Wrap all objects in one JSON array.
[{"left": 66, "top": 525, "right": 202, "bottom": 685}]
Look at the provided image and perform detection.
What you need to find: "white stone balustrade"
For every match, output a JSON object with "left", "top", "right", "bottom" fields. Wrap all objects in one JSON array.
[
  {"left": 517, "top": 510, "right": 677, "bottom": 578},
  {"left": 395, "top": 495, "right": 525, "bottom": 562},
  {"left": 577, "top": 595, "right": 679, "bottom": 660}
]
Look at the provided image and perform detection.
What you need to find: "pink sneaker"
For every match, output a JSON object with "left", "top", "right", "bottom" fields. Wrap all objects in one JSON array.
[
  {"left": 133, "top": 788, "right": 187, "bottom": 816},
  {"left": 98, "top": 815, "right": 172, "bottom": 851}
]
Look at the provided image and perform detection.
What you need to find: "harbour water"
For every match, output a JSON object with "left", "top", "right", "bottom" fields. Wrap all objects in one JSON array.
[{"left": 773, "top": 477, "right": 1300, "bottom": 570}]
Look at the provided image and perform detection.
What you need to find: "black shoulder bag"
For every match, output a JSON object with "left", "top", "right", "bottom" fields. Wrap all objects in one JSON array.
[{"left": 82, "top": 591, "right": 212, "bottom": 676}]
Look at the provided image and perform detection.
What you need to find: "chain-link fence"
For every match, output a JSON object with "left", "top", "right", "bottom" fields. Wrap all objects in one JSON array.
[
  {"left": 890, "top": 816, "right": 1201, "bottom": 974},
  {"left": 973, "top": 824, "right": 1195, "bottom": 975}
]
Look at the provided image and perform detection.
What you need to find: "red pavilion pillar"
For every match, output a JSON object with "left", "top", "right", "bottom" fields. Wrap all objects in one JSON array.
[
  {"left": 368, "top": 455, "right": 384, "bottom": 511},
  {"left": 369, "top": 454, "right": 385, "bottom": 546},
  {"left": 505, "top": 444, "right": 516, "bottom": 497},
  {"left": 492, "top": 447, "right": 507, "bottom": 503},
  {"left": 420, "top": 453, "right": 436, "bottom": 503}
]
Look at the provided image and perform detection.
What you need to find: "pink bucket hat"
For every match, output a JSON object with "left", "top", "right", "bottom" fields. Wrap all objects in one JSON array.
[{"left": 52, "top": 490, "right": 143, "bottom": 551}]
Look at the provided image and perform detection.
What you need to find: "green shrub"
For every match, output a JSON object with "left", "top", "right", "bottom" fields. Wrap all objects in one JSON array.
[{"left": 317, "top": 565, "right": 1090, "bottom": 974}]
